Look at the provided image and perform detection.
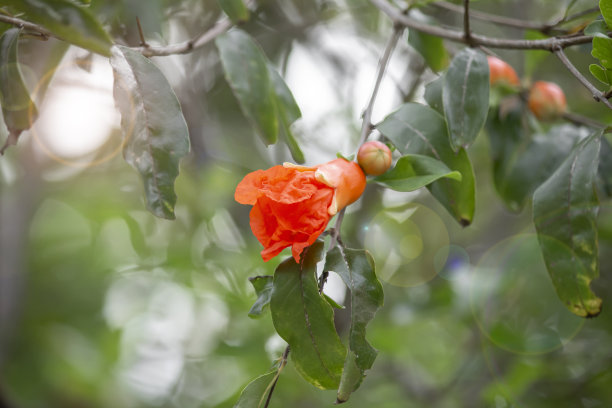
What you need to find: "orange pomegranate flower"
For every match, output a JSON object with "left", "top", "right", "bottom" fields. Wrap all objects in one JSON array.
[{"left": 235, "top": 158, "right": 366, "bottom": 262}]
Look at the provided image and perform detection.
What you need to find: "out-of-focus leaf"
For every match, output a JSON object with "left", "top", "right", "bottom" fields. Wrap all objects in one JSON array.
[
  {"left": 377, "top": 103, "right": 476, "bottom": 226},
  {"left": 3, "top": 0, "right": 112, "bottom": 56},
  {"left": 374, "top": 154, "right": 461, "bottom": 192},
  {"left": 268, "top": 64, "right": 304, "bottom": 163},
  {"left": 589, "top": 64, "right": 612, "bottom": 85},
  {"left": 217, "top": 0, "right": 250, "bottom": 23},
  {"left": 533, "top": 131, "right": 603, "bottom": 317},
  {"left": 216, "top": 30, "right": 278, "bottom": 145},
  {"left": 248, "top": 275, "right": 274, "bottom": 318},
  {"left": 424, "top": 76, "right": 444, "bottom": 115},
  {"left": 584, "top": 19, "right": 608, "bottom": 36},
  {"left": 110, "top": 45, "right": 190, "bottom": 220},
  {"left": 234, "top": 370, "right": 277, "bottom": 408},
  {"left": 270, "top": 241, "right": 345, "bottom": 390},
  {"left": 523, "top": 30, "right": 549, "bottom": 78},
  {"left": 597, "top": 134, "right": 612, "bottom": 197},
  {"left": 408, "top": 11, "right": 449, "bottom": 72},
  {"left": 325, "top": 247, "right": 383, "bottom": 403},
  {"left": 600, "top": 0, "right": 612, "bottom": 28},
  {"left": 443, "top": 47, "right": 489, "bottom": 150},
  {"left": 592, "top": 35, "right": 612, "bottom": 69},
  {"left": 0, "top": 28, "right": 38, "bottom": 136}
]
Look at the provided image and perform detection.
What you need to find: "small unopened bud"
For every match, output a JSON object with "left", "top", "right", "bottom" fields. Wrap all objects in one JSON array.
[
  {"left": 528, "top": 81, "right": 567, "bottom": 121},
  {"left": 357, "top": 141, "right": 392, "bottom": 176},
  {"left": 487, "top": 56, "right": 520, "bottom": 88}
]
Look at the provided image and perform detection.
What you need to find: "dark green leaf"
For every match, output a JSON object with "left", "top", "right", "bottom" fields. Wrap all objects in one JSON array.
[
  {"left": 584, "top": 19, "right": 608, "bottom": 36},
  {"left": 110, "top": 45, "right": 190, "bottom": 220},
  {"left": 234, "top": 370, "right": 277, "bottom": 408},
  {"left": 592, "top": 35, "right": 612, "bottom": 69},
  {"left": 374, "top": 154, "right": 461, "bottom": 192},
  {"left": 248, "top": 275, "right": 274, "bottom": 318},
  {"left": 0, "top": 28, "right": 38, "bottom": 134},
  {"left": 443, "top": 47, "right": 489, "bottom": 150},
  {"left": 323, "top": 293, "right": 345, "bottom": 309},
  {"left": 3, "top": 0, "right": 112, "bottom": 56},
  {"left": 216, "top": 30, "right": 278, "bottom": 145},
  {"left": 589, "top": 64, "right": 612, "bottom": 85},
  {"left": 408, "top": 11, "right": 449, "bottom": 72},
  {"left": 424, "top": 76, "right": 444, "bottom": 115},
  {"left": 325, "top": 247, "right": 383, "bottom": 402},
  {"left": 533, "top": 131, "right": 603, "bottom": 317},
  {"left": 217, "top": 0, "right": 250, "bottom": 23},
  {"left": 600, "top": 0, "right": 612, "bottom": 29},
  {"left": 270, "top": 242, "right": 346, "bottom": 389},
  {"left": 377, "top": 103, "right": 476, "bottom": 225},
  {"left": 597, "top": 134, "right": 612, "bottom": 197}
]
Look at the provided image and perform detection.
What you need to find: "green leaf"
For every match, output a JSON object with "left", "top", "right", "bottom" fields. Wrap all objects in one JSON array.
[
  {"left": 234, "top": 370, "right": 277, "bottom": 408},
  {"left": 424, "top": 76, "right": 444, "bottom": 115},
  {"left": 584, "top": 19, "right": 608, "bottom": 36},
  {"left": 248, "top": 275, "right": 274, "bottom": 318},
  {"left": 0, "top": 28, "right": 38, "bottom": 135},
  {"left": 3, "top": 0, "right": 112, "bottom": 56},
  {"left": 533, "top": 131, "right": 603, "bottom": 317},
  {"left": 407, "top": 11, "right": 449, "bottom": 72},
  {"left": 443, "top": 47, "right": 489, "bottom": 150},
  {"left": 377, "top": 103, "right": 476, "bottom": 226},
  {"left": 589, "top": 64, "right": 612, "bottom": 85},
  {"left": 216, "top": 30, "right": 278, "bottom": 145},
  {"left": 267, "top": 64, "right": 305, "bottom": 163},
  {"left": 270, "top": 242, "right": 346, "bottom": 390},
  {"left": 597, "top": 134, "right": 612, "bottom": 197},
  {"left": 600, "top": 0, "right": 612, "bottom": 29},
  {"left": 374, "top": 154, "right": 461, "bottom": 192},
  {"left": 592, "top": 35, "right": 612, "bottom": 69},
  {"left": 217, "top": 0, "right": 250, "bottom": 23},
  {"left": 110, "top": 45, "right": 190, "bottom": 220},
  {"left": 325, "top": 247, "right": 383, "bottom": 403},
  {"left": 523, "top": 30, "right": 549, "bottom": 79}
]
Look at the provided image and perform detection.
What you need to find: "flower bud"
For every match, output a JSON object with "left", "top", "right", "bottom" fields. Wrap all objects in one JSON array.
[
  {"left": 487, "top": 56, "right": 520, "bottom": 88},
  {"left": 357, "top": 141, "right": 392, "bottom": 176},
  {"left": 528, "top": 81, "right": 567, "bottom": 121}
]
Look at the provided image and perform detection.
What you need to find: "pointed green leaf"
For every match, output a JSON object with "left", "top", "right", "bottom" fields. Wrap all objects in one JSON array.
[
  {"left": 0, "top": 28, "right": 38, "bottom": 135},
  {"left": 589, "top": 64, "right": 612, "bottom": 85},
  {"left": 234, "top": 370, "right": 277, "bottom": 408},
  {"left": 377, "top": 103, "right": 476, "bottom": 226},
  {"left": 217, "top": 0, "right": 250, "bottom": 23},
  {"left": 248, "top": 275, "right": 274, "bottom": 318},
  {"left": 584, "top": 19, "right": 608, "bottom": 36},
  {"left": 216, "top": 30, "right": 278, "bottom": 145},
  {"left": 443, "top": 48, "right": 489, "bottom": 150},
  {"left": 325, "top": 247, "right": 383, "bottom": 402},
  {"left": 533, "top": 131, "right": 603, "bottom": 317},
  {"left": 374, "top": 154, "right": 461, "bottom": 192},
  {"left": 4, "top": 0, "right": 112, "bottom": 56},
  {"left": 592, "top": 35, "right": 612, "bottom": 69},
  {"left": 110, "top": 45, "right": 190, "bottom": 220},
  {"left": 408, "top": 11, "right": 449, "bottom": 72},
  {"left": 600, "top": 0, "right": 612, "bottom": 28},
  {"left": 424, "top": 76, "right": 444, "bottom": 115},
  {"left": 270, "top": 242, "right": 346, "bottom": 390}
]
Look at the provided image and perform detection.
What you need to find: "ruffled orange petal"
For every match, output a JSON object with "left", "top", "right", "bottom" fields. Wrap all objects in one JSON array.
[{"left": 315, "top": 159, "right": 366, "bottom": 215}]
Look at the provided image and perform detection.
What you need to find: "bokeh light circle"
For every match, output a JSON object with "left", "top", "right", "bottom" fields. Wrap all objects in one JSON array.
[
  {"left": 471, "top": 234, "right": 585, "bottom": 355},
  {"left": 434, "top": 244, "right": 470, "bottom": 281},
  {"left": 364, "top": 203, "right": 449, "bottom": 287}
]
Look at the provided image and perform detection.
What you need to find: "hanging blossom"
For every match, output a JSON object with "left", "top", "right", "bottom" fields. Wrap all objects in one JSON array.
[{"left": 235, "top": 158, "right": 366, "bottom": 262}]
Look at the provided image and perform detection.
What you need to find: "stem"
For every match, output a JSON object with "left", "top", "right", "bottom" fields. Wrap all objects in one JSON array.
[
  {"left": 263, "top": 345, "right": 290, "bottom": 408},
  {"left": 463, "top": 0, "right": 472, "bottom": 44},
  {"left": 562, "top": 111, "right": 609, "bottom": 130}
]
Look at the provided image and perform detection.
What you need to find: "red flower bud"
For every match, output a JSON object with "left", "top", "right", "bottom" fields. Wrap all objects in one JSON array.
[
  {"left": 487, "top": 56, "right": 520, "bottom": 88},
  {"left": 528, "top": 81, "right": 567, "bottom": 121},
  {"left": 235, "top": 158, "right": 365, "bottom": 262},
  {"left": 357, "top": 141, "right": 392, "bottom": 176}
]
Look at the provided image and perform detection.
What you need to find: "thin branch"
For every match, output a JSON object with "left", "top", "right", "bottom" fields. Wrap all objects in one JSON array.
[
  {"left": 463, "top": 0, "right": 472, "bottom": 44},
  {"left": 0, "top": 14, "right": 51, "bottom": 38},
  {"left": 263, "top": 345, "right": 290, "bottom": 408},
  {"left": 553, "top": 47, "right": 612, "bottom": 111},
  {"left": 359, "top": 25, "right": 403, "bottom": 147},
  {"left": 136, "top": 17, "right": 148, "bottom": 47},
  {"left": 370, "top": 0, "right": 592, "bottom": 50},
  {"left": 562, "top": 111, "right": 609, "bottom": 130}
]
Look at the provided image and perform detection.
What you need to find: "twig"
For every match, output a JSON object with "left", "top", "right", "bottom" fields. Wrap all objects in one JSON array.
[
  {"left": 562, "top": 111, "right": 609, "bottom": 130},
  {"left": 329, "top": 208, "right": 346, "bottom": 250},
  {"left": 136, "top": 17, "right": 148, "bottom": 47},
  {"left": 0, "top": 14, "right": 51, "bottom": 38},
  {"left": 263, "top": 345, "right": 290, "bottom": 408},
  {"left": 553, "top": 47, "right": 612, "bottom": 111},
  {"left": 370, "top": 0, "right": 592, "bottom": 50},
  {"left": 463, "top": 0, "right": 472, "bottom": 45},
  {"left": 359, "top": 25, "right": 403, "bottom": 147}
]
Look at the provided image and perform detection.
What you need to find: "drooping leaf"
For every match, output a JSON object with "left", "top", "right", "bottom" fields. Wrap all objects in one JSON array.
[
  {"left": 248, "top": 275, "right": 274, "bottom": 318},
  {"left": 443, "top": 47, "right": 489, "bottom": 150},
  {"left": 270, "top": 241, "right": 346, "bottom": 390},
  {"left": 216, "top": 30, "right": 278, "bottom": 145},
  {"left": 325, "top": 247, "right": 383, "bottom": 402},
  {"left": 3, "top": 0, "right": 112, "bottom": 56},
  {"left": 533, "top": 131, "right": 603, "bottom": 317},
  {"left": 374, "top": 154, "right": 461, "bottom": 192},
  {"left": 592, "top": 35, "right": 612, "bottom": 69},
  {"left": 377, "top": 103, "right": 476, "bottom": 226},
  {"left": 407, "top": 11, "right": 449, "bottom": 72},
  {"left": 584, "top": 19, "right": 608, "bottom": 36},
  {"left": 217, "top": 0, "right": 250, "bottom": 23},
  {"left": 234, "top": 370, "right": 277, "bottom": 408},
  {"left": 600, "top": 0, "right": 612, "bottom": 28},
  {"left": 589, "top": 64, "right": 612, "bottom": 85},
  {"left": 424, "top": 76, "right": 444, "bottom": 115},
  {"left": 110, "top": 45, "right": 190, "bottom": 220},
  {"left": 597, "top": 134, "right": 612, "bottom": 197},
  {"left": 0, "top": 28, "right": 38, "bottom": 138}
]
